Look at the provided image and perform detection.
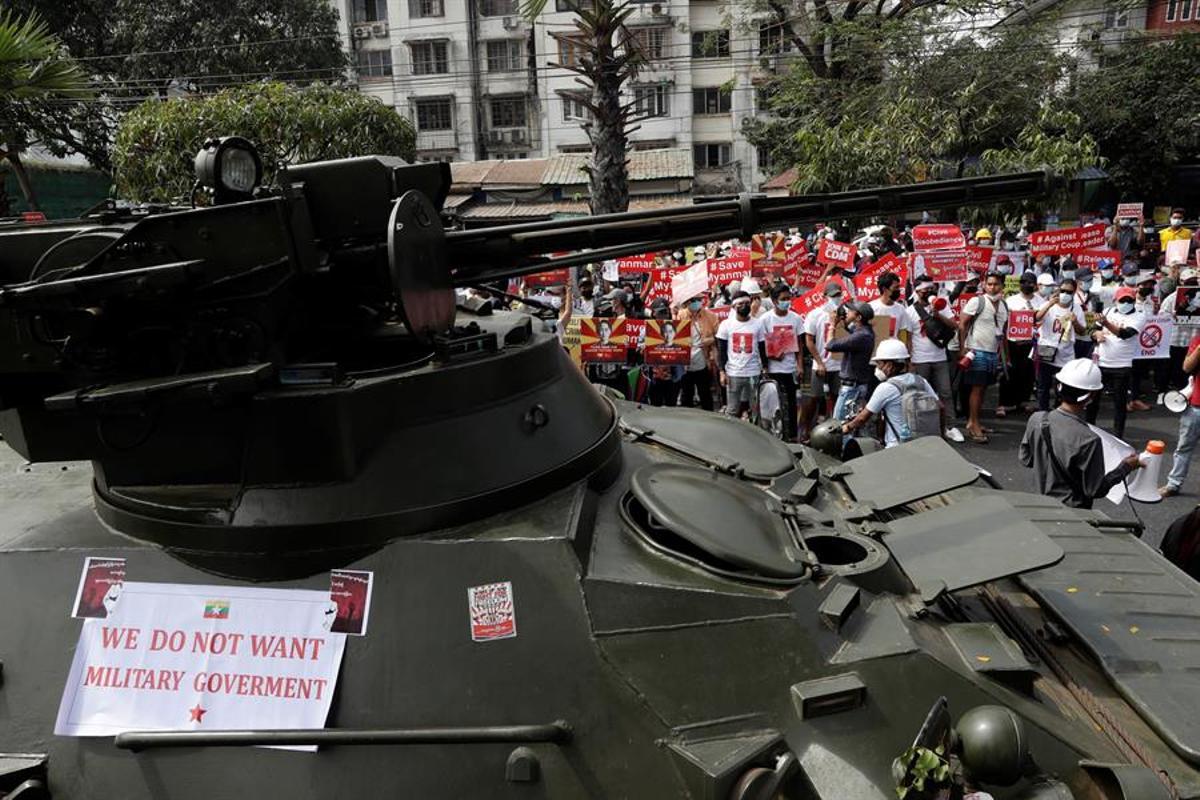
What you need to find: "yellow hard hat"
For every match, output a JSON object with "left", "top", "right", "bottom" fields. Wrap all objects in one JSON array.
[{"left": 975, "top": 228, "right": 993, "bottom": 240}]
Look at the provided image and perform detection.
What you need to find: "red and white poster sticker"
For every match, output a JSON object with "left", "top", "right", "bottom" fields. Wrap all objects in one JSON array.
[
  {"left": 468, "top": 581, "right": 517, "bottom": 642},
  {"left": 328, "top": 570, "right": 373, "bottom": 636},
  {"left": 72, "top": 557, "right": 126, "bottom": 619}
]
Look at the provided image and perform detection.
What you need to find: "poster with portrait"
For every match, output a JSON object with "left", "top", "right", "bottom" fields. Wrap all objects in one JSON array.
[
  {"left": 1176, "top": 288, "right": 1200, "bottom": 327},
  {"left": 643, "top": 319, "right": 692, "bottom": 365},
  {"left": 580, "top": 317, "right": 628, "bottom": 363}
]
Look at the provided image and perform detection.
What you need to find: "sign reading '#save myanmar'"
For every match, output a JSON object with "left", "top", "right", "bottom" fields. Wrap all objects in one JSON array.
[{"left": 56, "top": 566, "right": 351, "bottom": 749}]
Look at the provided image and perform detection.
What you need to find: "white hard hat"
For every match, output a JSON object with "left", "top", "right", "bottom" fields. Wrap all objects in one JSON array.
[
  {"left": 870, "top": 338, "right": 910, "bottom": 364},
  {"left": 742, "top": 277, "right": 762, "bottom": 295},
  {"left": 1036, "top": 273, "right": 1055, "bottom": 286},
  {"left": 729, "top": 279, "right": 742, "bottom": 293},
  {"left": 1057, "top": 358, "right": 1103, "bottom": 391}
]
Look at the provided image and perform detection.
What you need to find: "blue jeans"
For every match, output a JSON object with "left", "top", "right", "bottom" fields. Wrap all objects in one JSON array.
[
  {"left": 833, "top": 382, "right": 868, "bottom": 422},
  {"left": 1167, "top": 405, "right": 1200, "bottom": 490}
]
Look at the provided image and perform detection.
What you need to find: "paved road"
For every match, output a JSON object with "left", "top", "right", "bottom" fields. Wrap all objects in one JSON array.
[{"left": 949, "top": 399, "right": 1193, "bottom": 550}]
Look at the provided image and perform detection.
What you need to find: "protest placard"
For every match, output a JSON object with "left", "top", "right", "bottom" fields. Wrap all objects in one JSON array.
[
  {"left": 616, "top": 253, "right": 658, "bottom": 279},
  {"left": 856, "top": 253, "right": 906, "bottom": 301},
  {"left": 1176, "top": 288, "right": 1200, "bottom": 326},
  {"left": 644, "top": 319, "right": 692, "bottom": 365},
  {"left": 671, "top": 261, "right": 708, "bottom": 307},
  {"left": 561, "top": 316, "right": 582, "bottom": 364},
  {"left": 523, "top": 269, "right": 570, "bottom": 288},
  {"left": 1115, "top": 202, "right": 1143, "bottom": 222},
  {"left": 1135, "top": 314, "right": 1173, "bottom": 359},
  {"left": 763, "top": 319, "right": 800, "bottom": 359},
  {"left": 1073, "top": 249, "right": 1122, "bottom": 272},
  {"left": 1008, "top": 310, "right": 1036, "bottom": 341},
  {"left": 751, "top": 231, "right": 787, "bottom": 264},
  {"left": 913, "top": 224, "right": 966, "bottom": 251},
  {"left": 816, "top": 239, "right": 857, "bottom": 269},
  {"left": 643, "top": 267, "right": 676, "bottom": 303},
  {"left": 707, "top": 255, "right": 752, "bottom": 290},
  {"left": 1028, "top": 224, "right": 1106, "bottom": 256},
  {"left": 625, "top": 318, "right": 646, "bottom": 350},
  {"left": 55, "top": 574, "right": 348, "bottom": 746},
  {"left": 917, "top": 250, "right": 968, "bottom": 283},
  {"left": 966, "top": 245, "right": 995, "bottom": 274},
  {"left": 992, "top": 251, "right": 1027, "bottom": 276},
  {"left": 580, "top": 317, "right": 627, "bottom": 362},
  {"left": 779, "top": 242, "right": 811, "bottom": 284},
  {"left": 1166, "top": 239, "right": 1191, "bottom": 266}
]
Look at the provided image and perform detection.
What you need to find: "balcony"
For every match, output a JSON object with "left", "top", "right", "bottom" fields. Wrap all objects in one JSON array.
[
  {"left": 486, "top": 128, "right": 532, "bottom": 150},
  {"left": 416, "top": 130, "right": 459, "bottom": 152}
]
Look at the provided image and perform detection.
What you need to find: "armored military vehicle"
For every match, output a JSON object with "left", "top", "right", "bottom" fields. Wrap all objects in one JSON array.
[{"left": 0, "top": 141, "right": 1195, "bottom": 799}]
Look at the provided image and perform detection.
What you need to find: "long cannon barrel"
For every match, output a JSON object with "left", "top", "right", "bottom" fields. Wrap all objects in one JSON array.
[{"left": 445, "top": 169, "right": 1055, "bottom": 284}]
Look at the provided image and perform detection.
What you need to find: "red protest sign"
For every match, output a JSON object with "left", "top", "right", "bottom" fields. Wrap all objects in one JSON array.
[
  {"left": 816, "top": 239, "right": 856, "bottom": 269},
  {"left": 1116, "top": 202, "right": 1143, "bottom": 222},
  {"left": 616, "top": 253, "right": 658, "bottom": 279},
  {"left": 625, "top": 318, "right": 647, "bottom": 349},
  {"left": 1008, "top": 309, "right": 1036, "bottom": 341},
  {"left": 580, "top": 318, "right": 627, "bottom": 362},
  {"left": 966, "top": 245, "right": 994, "bottom": 274},
  {"left": 643, "top": 319, "right": 692, "bottom": 365},
  {"left": 707, "top": 255, "right": 752, "bottom": 290},
  {"left": 779, "top": 242, "right": 811, "bottom": 284},
  {"left": 794, "top": 276, "right": 848, "bottom": 316},
  {"left": 913, "top": 224, "right": 966, "bottom": 252},
  {"left": 856, "top": 253, "right": 906, "bottom": 301},
  {"left": 643, "top": 267, "right": 676, "bottom": 303},
  {"left": 1028, "top": 224, "right": 1106, "bottom": 256},
  {"left": 523, "top": 269, "right": 570, "bottom": 288},
  {"left": 952, "top": 292, "right": 976, "bottom": 322},
  {"left": 763, "top": 321, "right": 800, "bottom": 359},
  {"left": 709, "top": 305, "right": 732, "bottom": 322},
  {"left": 1074, "top": 248, "right": 1121, "bottom": 272},
  {"left": 917, "top": 250, "right": 968, "bottom": 283}
]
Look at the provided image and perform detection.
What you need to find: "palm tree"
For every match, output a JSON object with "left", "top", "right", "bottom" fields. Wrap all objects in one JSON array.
[
  {"left": 0, "top": 9, "right": 90, "bottom": 213},
  {"left": 521, "top": 0, "right": 643, "bottom": 215}
]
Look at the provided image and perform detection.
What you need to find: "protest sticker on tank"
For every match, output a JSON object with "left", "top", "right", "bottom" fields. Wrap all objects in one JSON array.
[
  {"left": 72, "top": 557, "right": 127, "bottom": 619},
  {"left": 580, "top": 317, "right": 627, "bottom": 362},
  {"left": 643, "top": 319, "right": 692, "bottom": 366},
  {"left": 468, "top": 582, "right": 517, "bottom": 642},
  {"left": 56, "top": 576, "right": 347, "bottom": 747},
  {"left": 328, "top": 570, "right": 373, "bottom": 636}
]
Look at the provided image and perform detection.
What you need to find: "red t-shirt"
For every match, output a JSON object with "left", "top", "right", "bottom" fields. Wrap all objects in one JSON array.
[{"left": 1190, "top": 335, "right": 1200, "bottom": 407}]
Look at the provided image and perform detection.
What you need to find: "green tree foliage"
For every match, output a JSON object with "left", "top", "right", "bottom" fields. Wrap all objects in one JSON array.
[
  {"left": 112, "top": 82, "right": 415, "bottom": 203},
  {"left": 1069, "top": 32, "right": 1200, "bottom": 198},
  {"left": 6, "top": 0, "right": 348, "bottom": 171}
]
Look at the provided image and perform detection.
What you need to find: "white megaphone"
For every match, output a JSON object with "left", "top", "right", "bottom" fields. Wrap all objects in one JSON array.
[
  {"left": 1164, "top": 378, "right": 1192, "bottom": 413},
  {"left": 1125, "top": 440, "right": 1166, "bottom": 503}
]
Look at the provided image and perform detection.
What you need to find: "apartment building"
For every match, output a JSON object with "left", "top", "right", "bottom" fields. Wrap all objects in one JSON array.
[{"left": 337, "top": 0, "right": 784, "bottom": 192}]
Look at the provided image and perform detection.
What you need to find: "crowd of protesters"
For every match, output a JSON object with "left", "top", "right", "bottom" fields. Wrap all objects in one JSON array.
[{"left": 464, "top": 207, "right": 1200, "bottom": 500}]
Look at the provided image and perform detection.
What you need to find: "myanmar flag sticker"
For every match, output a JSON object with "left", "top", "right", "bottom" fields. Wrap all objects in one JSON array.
[{"left": 203, "top": 600, "right": 230, "bottom": 619}]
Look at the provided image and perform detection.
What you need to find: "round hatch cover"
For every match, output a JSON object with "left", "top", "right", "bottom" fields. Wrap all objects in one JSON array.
[{"left": 628, "top": 463, "right": 805, "bottom": 580}]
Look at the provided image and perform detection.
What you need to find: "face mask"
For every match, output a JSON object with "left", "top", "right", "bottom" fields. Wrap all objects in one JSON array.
[
  {"left": 1171, "top": 217, "right": 1183, "bottom": 228},
  {"left": 1020, "top": 283, "right": 1034, "bottom": 295},
  {"left": 1039, "top": 286, "right": 1054, "bottom": 297},
  {"left": 1123, "top": 277, "right": 1137, "bottom": 287},
  {"left": 1117, "top": 301, "right": 1135, "bottom": 314},
  {"left": 1101, "top": 270, "right": 1113, "bottom": 280},
  {"left": 735, "top": 305, "right": 751, "bottom": 319},
  {"left": 1058, "top": 292, "right": 1072, "bottom": 306},
  {"left": 688, "top": 300, "right": 702, "bottom": 312},
  {"left": 777, "top": 299, "right": 792, "bottom": 311},
  {"left": 1138, "top": 287, "right": 1153, "bottom": 297},
  {"left": 1080, "top": 279, "right": 1093, "bottom": 292},
  {"left": 874, "top": 367, "right": 887, "bottom": 382}
]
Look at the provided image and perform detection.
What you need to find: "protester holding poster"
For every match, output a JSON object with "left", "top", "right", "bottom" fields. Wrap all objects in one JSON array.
[
  {"left": 677, "top": 295, "right": 719, "bottom": 411},
  {"left": 1160, "top": 270, "right": 1200, "bottom": 390},
  {"left": 716, "top": 293, "right": 767, "bottom": 419},
  {"left": 581, "top": 308, "right": 630, "bottom": 398},
  {"left": 1107, "top": 213, "right": 1145, "bottom": 260},
  {"left": 1159, "top": 209, "right": 1192, "bottom": 253},
  {"left": 958, "top": 273, "right": 1009, "bottom": 443},
  {"left": 906, "top": 279, "right": 958, "bottom": 440},
  {"left": 868, "top": 272, "right": 914, "bottom": 350},
  {"left": 1086, "top": 287, "right": 1143, "bottom": 438},
  {"left": 801, "top": 282, "right": 846, "bottom": 430},
  {"left": 1000, "top": 272, "right": 1045, "bottom": 416},
  {"left": 1033, "top": 276, "right": 1088, "bottom": 411},
  {"left": 760, "top": 285, "right": 805, "bottom": 441}
]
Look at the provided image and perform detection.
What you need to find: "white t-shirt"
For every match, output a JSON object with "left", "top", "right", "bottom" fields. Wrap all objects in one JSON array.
[
  {"left": 804, "top": 305, "right": 843, "bottom": 370},
  {"left": 869, "top": 299, "right": 914, "bottom": 341},
  {"left": 717, "top": 315, "right": 765, "bottom": 377},
  {"left": 962, "top": 293, "right": 1008, "bottom": 353},
  {"left": 1004, "top": 292, "right": 1045, "bottom": 342},
  {"left": 759, "top": 310, "right": 805, "bottom": 374},
  {"left": 1038, "top": 302, "right": 1085, "bottom": 368},
  {"left": 866, "top": 373, "right": 939, "bottom": 447},
  {"left": 905, "top": 303, "right": 955, "bottom": 364},
  {"left": 1097, "top": 308, "right": 1143, "bottom": 368}
]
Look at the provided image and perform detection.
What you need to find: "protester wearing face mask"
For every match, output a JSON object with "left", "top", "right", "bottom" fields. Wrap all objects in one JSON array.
[
  {"left": 1033, "top": 277, "right": 1088, "bottom": 412},
  {"left": 1071, "top": 267, "right": 1102, "bottom": 359},
  {"left": 677, "top": 293, "right": 719, "bottom": 411},
  {"left": 1160, "top": 208, "right": 1192, "bottom": 252},
  {"left": 1130, "top": 271, "right": 1168, "bottom": 411},
  {"left": 906, "top": 279, "right": 961, "bottom": 441},
  {"left": 1000, "top": 271, "right": 1044, "bottom": 416},
  {"left": 801, "top": 282, "right": 845, "bottom": 435},
  {"left": 825, "top": 302, "right": 876, "bottom": 423},
  {"left": 1160, "top": 327, "right": 1200, "bottom": 498},
  {"left": 958, "top": 272, "right": 1009, "bottom": 443},
  {"left": 868, "top": 272, "right": 914, "bottom": 345},
  {"left": 1085, "top": 287, "right": 1142, "bottom": 439},
  {"left": 574, "top": 278, "right": 595, "bottom": 316},
  {"left": 716, "top": 292, "right": 767, "bottom": 419},
  {"left": 760, "top": 285, "right": 806, "bottom": 441},
  {"left": 1020, "top": 359, "right": 1141, "bottom": 509},
  {"left": 1107, "top": 215, "right": 1146, "bottom": 260},
  {"left": 841, "top": 338, "right": 941, "bottom": 447}
]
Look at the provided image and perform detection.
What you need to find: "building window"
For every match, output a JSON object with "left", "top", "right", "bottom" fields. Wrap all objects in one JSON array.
[
  {"left": 757, "top": 145, "right": 770, "bottom": 171},
  {"left": 409, "top": 0, "right": 444, "bottom": 17},
  {"left": 411, "top": 41, "right": 449, "bottom": 75},
  {"left": 356, "top": 49, "right": 393, "bottom": 78},
  {"left": 562, "top": 92, "right": 592, "bottom": 122},
  {"left": 557, "top": 36, "right": 587, "bottom": 67},
  {"left": 693, "top": 87, "right": 732, "bottom": 115},
  {"left": 1167, "top": 0, "right": 1194, "bottom": 20},
  {"left": 1104, "top": 4, "right": 1130, "bottom": 27},
  {"left": 632, "top": 84, "right": 668, "bottom": 117},
  {"left": 415, "top": 98, "right": 453, "bottom": 131},
  {"left": 480, "top": 0, "right": 517, "bottom": 14},
  {"left": 691, "top": 30, "right": 730, "bottom": 58},
  {"left": 759, "top": 22, "right": 790, "bottom": 54},
  {"left": 630, "top": 27, "right": 668, "bottom": 60},
  {"left": 694, "top": 143, "right": 732, "bottom": 168},
  {"left": 351, "top": 0, "right": 387, "bottom": 22},
  {"left": 490, "top": 96, "right": 527, "bottom": 128},
  {"left": 486, "top": 39, "right": 524, "bottom": 71},
  {"left": 556, "top": 0, "right": 595, "bottom": 10},
  {"left": 755, "top": 85, "right": 776, "bottom": 113}
]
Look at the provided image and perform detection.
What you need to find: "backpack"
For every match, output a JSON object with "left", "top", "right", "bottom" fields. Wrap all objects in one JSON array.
[
  {"left": 914, "top": 302, "right": 955, "bottom": 349},
  {"left": 884, "top": 375, "right": 942, "bottom": 442}
]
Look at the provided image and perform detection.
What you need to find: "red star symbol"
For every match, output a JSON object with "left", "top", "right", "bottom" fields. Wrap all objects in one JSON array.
[{"left": 188, "top": 704, "right": 207, "bottom": 723}]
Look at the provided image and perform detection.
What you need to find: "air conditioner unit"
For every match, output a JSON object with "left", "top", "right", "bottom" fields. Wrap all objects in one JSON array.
[
  {"left": 510, "top": 129, "right": 528, "bottom": 145},
  {"left": 650, "top": 3, "right": 664, "bottom": 15},
  {"left": 489, "top": 130, "right": 505, "bottom": 144},
  {"left": 370, "top": 21, "right": 388, "bottom": 36},
  {"left": 502, "top": 16, "right": 520, "bottom": 29},
  {"left": 352, "top": 24, "right": 372, "bottom": 39}
]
